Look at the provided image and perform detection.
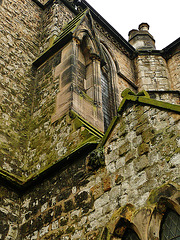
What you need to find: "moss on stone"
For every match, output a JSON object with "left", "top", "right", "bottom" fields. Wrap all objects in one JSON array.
[
  {"left": 138, "top": 96, "right": 180, "bottom": 113},
  {"left": 72, "top": 117, "right": 83, "bottom": 131},
  {"left": 66, "top": 225, "right": 75, "bottom": 234},
  {"left": 120, "top": 88, "right": 180, "bottom": 113},
  {"left": 138, "top": 143, "right": 149, "bottom": 156},
  {"left": 146, "top": 183, "right": 179, "bottom": 206},
  {"left": 101, "top": 88, "right": 180, "bottom": 149},
  {"left": 119, "top": 141, "right": 131, "bottom": 156},
  {"left": 98, "top": 116, "right": 118, "bottom": 147},
  {"left": 70, "top": 110, "right": 103, "bottom": 138},
  {"left": 86, "top": 147, "right": 105, "bottom": 170},
  {"left": 142, "top": 128, "right": 155, "bottom": 143}
]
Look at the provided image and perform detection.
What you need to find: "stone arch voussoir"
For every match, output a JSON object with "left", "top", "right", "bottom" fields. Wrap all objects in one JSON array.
[
  {"left": 99, "top": 183, "right": 180, "bottom": 240},
  {"left": 147, "top": 182, "right": 180, "bottom": 240}
]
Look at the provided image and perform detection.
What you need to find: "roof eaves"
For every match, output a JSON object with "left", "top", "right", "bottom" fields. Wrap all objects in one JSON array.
[
  {"left": 33, "top": 33, "right": 72, "bottom": 68},
  {"left": 54, "top": 8, "right": 89, "bottom": 43},
  {"left": 33, "top": 8, "right": 89, "bottom": 68},
  {"left": 0, "top": 142, "right": 98, "bottom": 194},
  {"left": 163, "top": 37, "right": 180, "bottom": 52},
  {"left": 32, "top": 0, "right": 135, "bottom": 57},
  {"left": 162, "top": 37, "right": 180, "bottom": 60}
]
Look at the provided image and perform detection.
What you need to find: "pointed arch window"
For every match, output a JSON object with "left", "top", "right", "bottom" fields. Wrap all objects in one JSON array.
[
  {"left": 100, "top": 44, "right": 117, "bottom": 131},
  {"left": 101, "top": 68, "right": 111, "bottom": 131},
  {"left": 73, "top": 29, "right": 119, "bottom": 132},
  {"left": 113, "top": 218, "right": 140, "bottom": 240},
  {"left": 160, "top": 209, "right": 180, "bottom": 240}
]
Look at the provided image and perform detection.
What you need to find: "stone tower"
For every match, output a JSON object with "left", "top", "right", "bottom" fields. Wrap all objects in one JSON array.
[{"left": 0, "top": 0, "right": 179, "bottom": 239}]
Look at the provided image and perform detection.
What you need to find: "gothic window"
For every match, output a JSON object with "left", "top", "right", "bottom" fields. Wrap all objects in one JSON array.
[
  {"left": 101, "top": 69, "right": 110, "bottom": 130},
  {"left": 160, "top": 209, "right": 180, "bottom": 240},
  {"left": 122, "top": 228, "right": 140, "bottom": 240},
  {"left": 101, "top": 44, "right": 116, "bottom": 131},
  {"left": 75, "top": 30, "right": 118, "bottom": 132}
]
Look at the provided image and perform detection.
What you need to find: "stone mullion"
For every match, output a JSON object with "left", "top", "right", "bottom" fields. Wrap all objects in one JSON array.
[{"left": 92, "top": 57, "right": 102, "bottom": 106}]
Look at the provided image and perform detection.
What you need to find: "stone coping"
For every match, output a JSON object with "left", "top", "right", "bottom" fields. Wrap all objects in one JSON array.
[{"left": 0, "top": 142, "right": 98, "bottom": 193}]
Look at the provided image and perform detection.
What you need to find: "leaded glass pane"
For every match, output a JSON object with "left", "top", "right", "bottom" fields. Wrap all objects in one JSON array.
[
  {"left": 160, "top": 209, "right": 180, "bottom": 240},
  {"left": 101, "top": 71, "right": 111, "bottom": 131},
  {"left": 122, "top": 228, "right": 140, "bottom": 240}
]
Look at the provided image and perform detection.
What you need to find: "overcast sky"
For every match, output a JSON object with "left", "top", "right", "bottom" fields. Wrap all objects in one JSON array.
[{"left": 85, "top": 0, "right": 180, "bottom": 50}]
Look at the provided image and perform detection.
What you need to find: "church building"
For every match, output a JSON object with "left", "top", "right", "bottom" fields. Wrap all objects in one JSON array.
[{"left": 0, "top": 0, "right": 179, "bottom": 239}]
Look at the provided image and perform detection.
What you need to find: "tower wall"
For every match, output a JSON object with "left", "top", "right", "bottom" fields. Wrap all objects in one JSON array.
[
  {"left": 0, "top": 0, "right": 77, "bottom": 179},
  {"left": 0, "top": 0, "right": 42, "bottom": 176},
  {"left": 134, "top": 55, "right": 170, "bottom": 91},
  {"left": 40, "top": 1, "right": 74, "bottom": 53},
  {"left": 167, "top": 47, "right": 180, "bottom": 90}
]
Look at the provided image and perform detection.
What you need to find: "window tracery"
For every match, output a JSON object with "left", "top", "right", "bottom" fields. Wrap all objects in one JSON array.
[{"left": 100, "top": 44, "right": 117, "bottom": 130}]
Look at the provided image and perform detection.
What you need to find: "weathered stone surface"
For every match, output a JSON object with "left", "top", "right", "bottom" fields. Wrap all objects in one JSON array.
[
  {"left": 0, "top": 186, "right": 19, "bottom": 239},
  {"left": 0, "top": 0, "right": 179, "bottom": 239}
]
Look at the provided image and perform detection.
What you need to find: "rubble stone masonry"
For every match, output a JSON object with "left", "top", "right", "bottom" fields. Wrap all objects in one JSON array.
[
  {"left": 1, "top": 103, "right": 177, "bottom": 239},
  {"left": 0, "top": 0, "right": 179, "bottom": 239}
]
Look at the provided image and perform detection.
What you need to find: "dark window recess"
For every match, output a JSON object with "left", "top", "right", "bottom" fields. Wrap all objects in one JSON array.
[
  {"left": 122, "top": 228, "right": 140, "bottom": 240},
  {"left": 100, "top": 46, "right": 116, "bottom": 132},
  {"left": 160, "top": 209, "right": 180, "bottom": 240},
  {"left": 101, "top": 71, "right": 112, "bottom": 131}
]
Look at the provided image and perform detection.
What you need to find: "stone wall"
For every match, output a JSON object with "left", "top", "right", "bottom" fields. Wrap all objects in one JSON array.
[
  {"left": 18, "top": 102, "right": 180, "bottom": 239},
  {"left": 0, "top": 186, "right": 20, "bottom": 239},
  {"left": 40, "top": 1, "right": 74, "bottom": 53},
  {"left": 0, "top": 0, "right": 42, "bottom": 177},
  {"left": 134, "top": 55, "right": 171, "bottom": 91},
  {"left": 167, "top": 50, "right": 180, "bottom": 90},
  {"left": 0, "top": 1, "right": 179, "bottom": 239}
]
